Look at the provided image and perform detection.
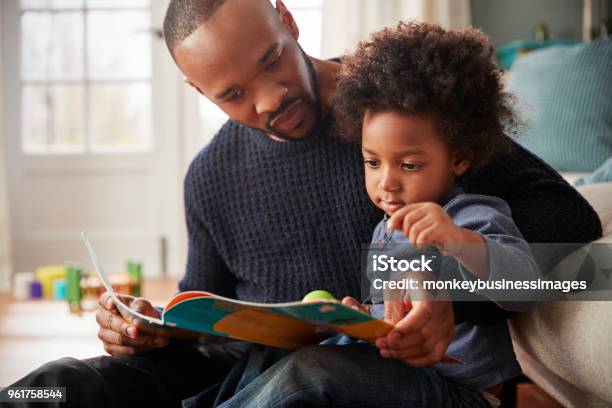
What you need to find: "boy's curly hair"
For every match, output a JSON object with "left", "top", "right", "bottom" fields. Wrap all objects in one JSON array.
[{"left": 332, "top": 21, "right": 519, "bottom": 170}]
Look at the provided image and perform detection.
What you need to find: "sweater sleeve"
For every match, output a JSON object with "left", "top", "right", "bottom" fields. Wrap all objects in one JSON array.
[
  {"left": 446, "top": 194, "right": 541, "bottom": 311},
  {"left": 462, "top": 141, "right": 602, "bottom": 272},
  {"left": 453, "top": 141, "right": 602, "bottom": 324},
  {"left": 178, "top": 160, "right": 237, "bottom": 297}
]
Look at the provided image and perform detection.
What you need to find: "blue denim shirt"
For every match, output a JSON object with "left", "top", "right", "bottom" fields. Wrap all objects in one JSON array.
[{"left": 363, "top": 189, "right": 540, "bottom": 389}]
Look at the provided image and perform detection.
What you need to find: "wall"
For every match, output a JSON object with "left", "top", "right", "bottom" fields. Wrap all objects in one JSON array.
[
  {"left": 321, "top": 0, "right": 471, "bottom": 58},
  {"left": 470, "top": 0, "right": 611, "bottom": 48}
]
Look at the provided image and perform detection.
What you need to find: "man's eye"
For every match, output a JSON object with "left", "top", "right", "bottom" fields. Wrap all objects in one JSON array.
[
  {"left": 265, "top": 54, "right": 281, "bottom": 71},
  {"left": 400, "top": 162, "right": 422, "bottom": 171},
  {"left": 227, "top": 90, "right": 244, "bottom": 102},
  {"left": 364, "top": 159, "right": 380, "bottom": 169}
]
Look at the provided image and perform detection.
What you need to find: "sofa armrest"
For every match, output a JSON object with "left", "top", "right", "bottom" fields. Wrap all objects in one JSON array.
[
  {"left": 510, "top": 301, "right": 612, "bottom": 407},
  {"left": 509, "top": 182, "right": 612, "bottom": 407}
]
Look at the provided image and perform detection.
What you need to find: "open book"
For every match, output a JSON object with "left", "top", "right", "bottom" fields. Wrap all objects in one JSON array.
[{"left": 81, "top": 232, "right": 393, "bottom": 348}]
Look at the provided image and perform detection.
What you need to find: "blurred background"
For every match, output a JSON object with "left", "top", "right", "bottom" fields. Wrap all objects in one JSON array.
[
  {"left": 0, "top": 0, "right": 610, "bottom": 288},
  {"left": 1, "top": 1, "right": 611, "bottom": 404}
]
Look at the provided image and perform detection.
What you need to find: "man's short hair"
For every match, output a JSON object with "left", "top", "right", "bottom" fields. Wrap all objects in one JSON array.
[{"left": 163, "top": 0, "right": 227, "bottom": 57}]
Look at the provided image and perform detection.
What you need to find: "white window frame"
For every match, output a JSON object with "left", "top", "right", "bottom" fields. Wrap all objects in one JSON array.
[{"left": 19, "top": 1, "right": 153, "bottom": 155}]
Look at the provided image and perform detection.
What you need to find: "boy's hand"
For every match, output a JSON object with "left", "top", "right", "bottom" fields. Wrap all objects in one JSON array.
[
  {"left": 386, "top": 202, "right": 463, "bottom": 254},
  {"left": 376, "top": 299, "right": 455, "bottom": 367},
  {"left": 341, "top": 296, "right": 371, "bottom": 314},
  {"left": 376, "top": 272, "right": 455, "bottom": 367},
  {"left": 96, "top": 291, "right": 170, "bottom": 356},
  {"left": 388, "top": 201, "right": 489, "bottom": 279}
]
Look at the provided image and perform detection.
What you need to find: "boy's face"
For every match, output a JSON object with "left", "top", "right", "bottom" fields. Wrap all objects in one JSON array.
[
  {"left": 173, "top": 0, "right": 321, "bottom": 141},
  {"left": 362, "top": 110, "right": 470, "bottom": 216}
]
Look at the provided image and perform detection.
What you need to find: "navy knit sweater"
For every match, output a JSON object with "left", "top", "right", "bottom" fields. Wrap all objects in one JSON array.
[{"left": 180, "top": 120, "right": 602, "bottom": 323}]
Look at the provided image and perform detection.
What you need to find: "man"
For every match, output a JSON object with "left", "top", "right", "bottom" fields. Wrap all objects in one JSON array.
[{"left": 5, "top": 0, "right": 601, "bottom": 407}]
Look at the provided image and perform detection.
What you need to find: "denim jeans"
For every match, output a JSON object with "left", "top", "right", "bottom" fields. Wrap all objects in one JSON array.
[
  {"left": 1, "top": 343, "right": 238, "bottom": 408},
  {"left": 185, "top": 343, "right": 491, "bottom": 408}
]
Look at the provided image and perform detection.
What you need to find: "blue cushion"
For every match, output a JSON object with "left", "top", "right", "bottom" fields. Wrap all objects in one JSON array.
[
  {"left": 575, "top": 156, "right": 612, "bottom": 186},
  {"left": 506, "top": 39, "right": 612, "bottom": 172}
]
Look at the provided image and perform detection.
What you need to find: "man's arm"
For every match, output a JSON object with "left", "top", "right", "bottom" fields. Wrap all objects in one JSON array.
[
  {"left": 95, "top": 139, "right": 239, "bottom": 356},
  {"left": 454, "top": 141, "right": 602, "bottom": 324},
  {"left": 180, "top": 162, "right": 237, "bottom": 295},
  {"left": 463, "top": 141, "right": 602, "bottom": 270},
  {"left": 464, "top": 141, "right": 602, "bottom": 243}
]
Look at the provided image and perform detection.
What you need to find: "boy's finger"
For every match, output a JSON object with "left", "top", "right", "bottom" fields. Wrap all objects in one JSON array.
[
  {"left": 407, "top": 219, "right": 433, "bottom": 246},
  {"left": 387, "top": 208, "right": 408, "bottom": 232},
  {"left": 402, "top": 340, "right": 449, "bottom": 367},
  {"left": 385, "top": 330, "right": 427, "bottom": 349},
  {"left": 391, "top": 303, "right": 429, "bottom": 335},
  {"left": 392, "top": 343, "right": 434, "bottom": 360},
  {"left": 401, "top": 208, "right": 428, "bottom": 237},
  {"left": 414, "top": 224, "right": 437, "bottom": 249},
  {"left": 341, "top": 296, "right": 370, "bottom": 313},
  {"left": 387, "top": 203, "right": 422, "bottom": 231},
  {"left": 383, "top": 300, "right": 406, "bottom": 325},
  {"left": 341, "top": 296, "right": 360, "bottom": 307}
]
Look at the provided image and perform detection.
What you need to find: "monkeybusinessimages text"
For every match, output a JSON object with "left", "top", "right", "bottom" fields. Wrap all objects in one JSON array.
[{"left": 371, "top": 254, "right": 588, "bottom": 294}]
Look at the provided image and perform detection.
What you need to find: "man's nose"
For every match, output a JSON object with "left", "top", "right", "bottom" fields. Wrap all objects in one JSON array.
[
  {"left": 378, "top": 167, "right": 401, "bottom": 192},
  {"left": 255, "top": 83, "right": 288, "bottom": 115}
]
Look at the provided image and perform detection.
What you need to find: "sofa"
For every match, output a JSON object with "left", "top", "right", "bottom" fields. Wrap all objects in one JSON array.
[
  {"left": 509, "top": 181, "right": 612, "bottom": 407},
  {"left": 503, "top": 38, "right": 612, "bottom": 407}
]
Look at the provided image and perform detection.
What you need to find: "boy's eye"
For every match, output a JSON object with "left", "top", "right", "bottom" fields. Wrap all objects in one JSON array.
[
  {"left": 227, "top": 90, "right": 244, "bottom": 102},
  {"left": 400, "top": 162, "right": 422, "bottom": 171},
  {"left": 364, "top": 159, "right": 380, "bottom": 169}
]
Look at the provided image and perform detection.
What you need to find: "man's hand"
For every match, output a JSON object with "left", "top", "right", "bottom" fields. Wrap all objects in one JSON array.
[
  {"left": 96, "top": 291, "right": 170, "bottom": 356},
  {"left": 376, "top": 299, "right": 455, "bottom": 367}
]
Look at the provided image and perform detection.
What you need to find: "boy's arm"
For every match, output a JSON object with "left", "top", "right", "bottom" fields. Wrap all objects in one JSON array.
[
  {"left": 387, "top": 197, "right": 541, "bottom": 311},
  {"left": 445, "top": 194, "right": 541, "bottom": 311}
]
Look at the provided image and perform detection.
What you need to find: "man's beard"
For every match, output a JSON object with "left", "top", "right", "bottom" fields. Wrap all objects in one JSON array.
[{"left": 260, "top": 47, "right": 323, "bottom": 141}]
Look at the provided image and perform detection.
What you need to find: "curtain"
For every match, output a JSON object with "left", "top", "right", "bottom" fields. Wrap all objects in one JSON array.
[
  {"left": 0, "top": 150, "right": 11, "bottom": 291},
  {"left": 0, "top": 14, "right": 12, "bottom": 291},
  {"left": 321, "top": 0, "right": 471, "bottom": 58}
]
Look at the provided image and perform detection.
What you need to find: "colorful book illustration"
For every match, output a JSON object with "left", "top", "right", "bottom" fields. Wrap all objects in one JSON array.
[{"left": 81, "top": 232, "right": 392, "bottom": 348}]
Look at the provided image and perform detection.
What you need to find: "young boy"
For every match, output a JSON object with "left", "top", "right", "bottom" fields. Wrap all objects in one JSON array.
[{"left": 332, "top": 22, "right": 541, "bottom": 403}]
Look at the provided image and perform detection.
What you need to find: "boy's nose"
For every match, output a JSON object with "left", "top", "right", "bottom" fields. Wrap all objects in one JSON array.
[
  {"left": 255, "top": 84, "right": 288, "bottom": 115},
  {"left": 378, "top": 168, "right": 401, "bottom": 192}
]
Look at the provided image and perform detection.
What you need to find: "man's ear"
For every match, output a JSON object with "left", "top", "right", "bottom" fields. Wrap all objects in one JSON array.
[
  {"left": 275, "top": 0, "right": 299, "bottom": 40},
  {"left": 184, "top": 77, "right": 204, "bottom": 96},
  {"left": 452, "top": 153, "right": 472, "bottom": 176}
]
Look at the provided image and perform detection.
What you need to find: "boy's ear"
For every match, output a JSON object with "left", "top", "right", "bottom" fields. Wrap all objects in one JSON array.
[
  {"left": 452, "top": 153, "right": 472, "bottom": 176},
  {"left": 184, "top": 77, "right": 204, "bottom": 96},
  {"left": 275, "top": 0, "right": 299, "bottom": 40}
]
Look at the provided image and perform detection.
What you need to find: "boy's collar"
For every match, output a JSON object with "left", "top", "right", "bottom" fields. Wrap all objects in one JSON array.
[{"left": 439, "top": 187, "right": 463, "bottom": 207}]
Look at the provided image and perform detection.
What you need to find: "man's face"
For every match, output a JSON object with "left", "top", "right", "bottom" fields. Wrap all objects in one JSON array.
[{"left": 173, "top": 0, "right": 321, "bottom": 141}]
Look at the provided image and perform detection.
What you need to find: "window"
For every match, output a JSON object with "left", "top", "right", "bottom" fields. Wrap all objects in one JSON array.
[
  {"left": 285, "top": 0, "right": 322, "bottom": 59},
  {"left": 20, "top": 0, "right": 152, "bottom": 154},
  {"left": 198, "top": 0, "right": 323, "bottom": 143}
]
